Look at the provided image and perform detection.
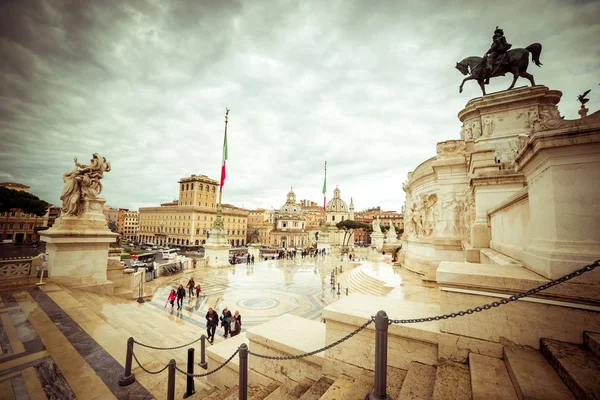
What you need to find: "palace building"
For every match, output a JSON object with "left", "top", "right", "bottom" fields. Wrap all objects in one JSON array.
[{"left": 138, "top": 174, "right": 248, "bottom": 247}]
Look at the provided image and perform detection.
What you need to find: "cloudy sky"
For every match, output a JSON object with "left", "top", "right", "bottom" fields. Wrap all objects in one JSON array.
[{"left": 1, "top": 0, "right": 599, "bottom": 213}]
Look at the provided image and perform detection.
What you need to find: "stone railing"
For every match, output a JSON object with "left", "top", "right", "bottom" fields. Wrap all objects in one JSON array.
[{"left": 0, "top": 255, "right": 43, "bottom": 288}]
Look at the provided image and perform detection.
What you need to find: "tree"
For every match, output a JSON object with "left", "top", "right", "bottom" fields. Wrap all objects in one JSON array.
[
  {"left": 0, "top": 187, "right": 49, "bottom": 216},
  {"left": 335, "top": 220, "right": 370, "bottom": 249}
]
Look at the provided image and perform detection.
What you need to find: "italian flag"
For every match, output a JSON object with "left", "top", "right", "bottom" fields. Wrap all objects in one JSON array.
[
  {"left": 322, "top": 174, "right": 326, "bottom": 210},
  {"left": 220, "top": 130, "right": 228, "bottom": 189}
]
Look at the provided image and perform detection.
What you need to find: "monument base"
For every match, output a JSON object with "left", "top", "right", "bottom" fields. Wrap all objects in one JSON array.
[
  {"left": 40, "top": 198, "right": 118, "bottom": 289},
  {"left": 371, "top": 232, "right": 385, "bottom": 252},
  {"left": 205, "top": 227, "right": 231, "bottom": 268}
]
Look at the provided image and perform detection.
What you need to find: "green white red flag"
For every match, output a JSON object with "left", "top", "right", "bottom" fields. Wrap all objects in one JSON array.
[{"left": 220, "top": 129, "right": 228, "bottom": 189}]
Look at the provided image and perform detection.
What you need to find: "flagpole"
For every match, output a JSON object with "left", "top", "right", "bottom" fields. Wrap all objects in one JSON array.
[
  {"left": 218, "top": 108, "right": 229, "bottom": 206},
  {"left": 215, "top": 108, "right": 229, "bottom": 230},
  {"left": 323, "top": 161, "right": 327, "bottom": 210}
]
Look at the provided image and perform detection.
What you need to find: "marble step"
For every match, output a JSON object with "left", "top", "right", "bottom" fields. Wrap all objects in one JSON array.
[
  {"left": 319, "top": 375, "right": 359, "bottom": 399},
  {"left": 343, "top": 270, "right": 383, "bottom": 296},
  {"left": 432, "top": 360, "right": 472, "bottom": 400},
  {"left": 248, "top": 381, "right": 281, "bottom": 400},
  {"left": 298, "top": 376, "right": 334, "bottom": 399},
  {"left": 469, "top": 353, "right": 517, "bottom": 400},
  {"left": 541, "top": 338, "right": 600, "bottom": 400},
  {"left": 503, "top": 345, "right": 574, "bottom": 399},
  {"left": 210, "top": 384, "right": 238, "bottom": 398},
  {"left": 224, "top": 383, "right": 272, "bottom": 400},
  {"left": 387, "top": 365, "right": 408, "bottom": 398},
  {"left": 584, "top": 331, "right": 600, "bottom": 359},
  {"left": 263, "top": 378, "right": 314, "bottom": 400},
  {"left": 398, "top": 361, "right": 436, "bottom": 400}
]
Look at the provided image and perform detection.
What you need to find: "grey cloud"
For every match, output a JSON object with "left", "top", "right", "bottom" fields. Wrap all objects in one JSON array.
[{"left": 0, "top": 0, "right": 599, "bottom": 212}]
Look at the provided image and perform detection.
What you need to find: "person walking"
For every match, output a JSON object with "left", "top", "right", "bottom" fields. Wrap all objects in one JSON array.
[
  {"left": 251, "top": 254, "right": 255, "bottom": 265},
  {"left": 195, "top": 283, "right": 201, "bottom": 298},
  {"left": 176, "top": 284, "right": 186, "bottom": 310},
  {"left": 231, "top": 310, "right": 242, "bottom": 336},
  {"left": 165, "top": 289, "right": 176, "bottom": 311},
  {"left": 220, "top": 306, "right": 232, "bottom": 338},
  {"left": 205, "top": 307, "right": 218, "bottom": 344},
  {"left": 186, "top": 277, "right": 195, "bottom": 298}
]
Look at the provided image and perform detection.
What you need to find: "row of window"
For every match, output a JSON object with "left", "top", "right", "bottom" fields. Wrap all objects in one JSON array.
[
  {"left": 0, "top": 211, "right": 42, "bottom": 218},
  {"left": 141, "top": 215, "right": 245, "bottom": 223},
  {"left": 181, "top": 183, "right": 216, "bottom": 192},
  {"left": 0, "top": 223, "right": 38, "bottom": 230}
]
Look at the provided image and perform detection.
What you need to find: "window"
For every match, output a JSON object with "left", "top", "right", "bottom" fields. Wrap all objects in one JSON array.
[
  {"left": 332, "top": 216, "right": 336, "bottom": 221},
  {"left": 199, "top": 184, "right": 203, "bottom": 191},
  {"left": 11, "top": 212, "right": 16, "bottom": 217},
  {"left": 19, "top": 223, "right": 24, "bottom": 229},
  {"left": 212, "top": 187, "right": 215, "bottom": 193},
  {"left": 206, "top": 186, "right": 209, "bottom": 192},
  {"left": 181, "top": 184, "right": 184, "bottom": 191},
  {"left": 341, "top": 216, "right": 344, "bottom": 221},
  {"left": 29, "top": 224, "right": 33, "bottom": 229}
]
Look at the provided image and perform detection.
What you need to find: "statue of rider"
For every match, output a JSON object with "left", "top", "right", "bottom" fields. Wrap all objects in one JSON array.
[{"left": 483, "top": 26, "right": 512, "bottom": 84}]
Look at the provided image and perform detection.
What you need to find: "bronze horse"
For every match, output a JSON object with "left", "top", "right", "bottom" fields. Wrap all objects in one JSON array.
[{"left": 456, "top": 43, "right": 543, "bottom": 95}]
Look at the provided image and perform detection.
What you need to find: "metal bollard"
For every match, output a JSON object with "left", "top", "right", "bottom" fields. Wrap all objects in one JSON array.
[
  {"left": 346, "top": 288, "right": 349, "bottom": 296},
  {"left": 340, "top": 265, "right": 343, "bottom": 273},
  {"left": 198, "top": 335, "right": 208, "bottom": 369},
  {"left": 337, "top": 283, "right": 341, "bottom": 295},
  {"left": 365, "top": 311, "right": 392, "bottom": 400},
  {"left": 119, "top": 337, "right": 136, "bottom": 386},
  {"left": 167, "top": 359, "right": 176, "bottom": 400},
  {"left": 239, "top": 344, "right": 248, "bottom": 400},
  {"left": 183, "top": 348, "right": 195, "bottom": 398}
]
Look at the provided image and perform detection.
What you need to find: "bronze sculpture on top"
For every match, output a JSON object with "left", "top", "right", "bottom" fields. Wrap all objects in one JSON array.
[{"left": 455, "top": 27, "right": 543, "bottom": 96}]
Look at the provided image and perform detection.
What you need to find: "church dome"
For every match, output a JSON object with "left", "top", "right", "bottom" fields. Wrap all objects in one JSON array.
[
  {"left": 280, "top": 187, "right": 302, "bottom": 214},
  {"left": 326, "top": 186, "right": 348, "bottom": 212}
]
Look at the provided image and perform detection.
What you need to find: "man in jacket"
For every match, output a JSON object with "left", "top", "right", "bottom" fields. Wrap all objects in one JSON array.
[
  {"left": 206, "top": 307, "right": 218, "bottom": 344},
  {"left": 176, "top": 284, "right": 186, "bottom": 310}
]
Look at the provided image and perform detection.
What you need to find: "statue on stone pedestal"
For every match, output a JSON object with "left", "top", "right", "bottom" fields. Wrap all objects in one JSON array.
[
  {"left": 455, "top": 27, "right": 543, "bottom": 96},
  {"left": 60, "top": 154, "right": 111, "bottom": 216},
  {"left": 372, "top": 216, "right": 382, "bottom": 234},
  {"left": 578, "top": 89, "right": 591, "bottom": 118}
]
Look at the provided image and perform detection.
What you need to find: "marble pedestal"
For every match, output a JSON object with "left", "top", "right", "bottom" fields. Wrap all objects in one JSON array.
[
  {"left": 205, "top": 227, "right": 231, "bottom": 268},
  {"left": 40, "top": 198, "right": 118, "bottom": 288},
  {"left": 317, "top": 231, "right": 331, "bottom": 253},
  {"left": 248, "top": 244, "right": 261, "bottom": 261},
  {"left": 371, "top": 232, "right": 384, "bottom": 252}
]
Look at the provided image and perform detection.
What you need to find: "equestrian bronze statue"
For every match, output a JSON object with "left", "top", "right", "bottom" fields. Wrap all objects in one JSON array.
[{"left": 455, "top": 27, "right": 543, "bottom": 96}]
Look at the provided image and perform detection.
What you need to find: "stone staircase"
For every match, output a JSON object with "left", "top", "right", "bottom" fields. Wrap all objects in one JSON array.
[{"left": 338, "top": 264, "right": 396, "bottom": 296}]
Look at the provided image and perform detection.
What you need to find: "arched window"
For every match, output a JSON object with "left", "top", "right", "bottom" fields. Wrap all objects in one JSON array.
[
  {"left": 212, "top": 186, "right": 215, "bottom": 193},
  {"left": 199, "top": 184, "right": 203, "bottom": 191},
  {"left": 181, "top": 184, "right": 184, "bottom": 191}
]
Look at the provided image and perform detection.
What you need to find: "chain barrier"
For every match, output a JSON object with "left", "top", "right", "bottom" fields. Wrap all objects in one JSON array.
[
  {"left": 388, "top": 260, "right": 599, "bottom": 325},
  {"left": 248, "top": 318, "right": 373, "bottom": 360},
  {"left": 131, "top": 347, "right": 170, "bottom": 375},
  {"left": 133, "top": 334, "right": 203, "bottom": 351},
  {"left": 175, "top": 349, "right": 240, "bottom": 378}
]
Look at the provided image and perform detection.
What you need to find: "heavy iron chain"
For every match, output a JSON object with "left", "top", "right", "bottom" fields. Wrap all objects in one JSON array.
[
  {"left": 248, "top": 318, "right": 373, "bottom": 361},
  {"left": 131, "top": 347, "right": 170, "bottom": 375},
  {"left": 388, "top": 259, "right": 599, "bottom": 325},
  {"left": 174, "top": 349, "right": 240, "bottom": 378},
  {"left": 133, "top": 334, "right": 203, "bottom": 351}
]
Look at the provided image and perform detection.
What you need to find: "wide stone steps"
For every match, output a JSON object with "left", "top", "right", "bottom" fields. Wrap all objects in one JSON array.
[
  {"left": 541, "top": 336, "right": 600, "bottom": 400},
  {"left": 339, "top": 267, "right": 386, "bottom": 296}
]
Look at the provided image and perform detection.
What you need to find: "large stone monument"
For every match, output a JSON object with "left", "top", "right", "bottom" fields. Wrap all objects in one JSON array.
[
  {"left": 40, "top": 154, "right": 118, "bottom": 291},
  {"left": 370, "top": 216, "right": 385, "bottom": 252},
  {"left": 384, "top": 219, "right": 398, "bottom": 244},
  {"left": 204, "top": 206, "right": 232, "bottom": 268},
  {"left": 316, "top": 223, "right": 331, "bottom": 253}
]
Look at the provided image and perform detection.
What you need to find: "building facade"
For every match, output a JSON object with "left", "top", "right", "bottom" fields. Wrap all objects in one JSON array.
[
  {"left": 354, "top": 207, "right": 404, "bottom": 244},
  {"left": 138, "top": 175, "right": 248, "bottom": 247},
  {"left": 0, "top": 182, "right": 47, "bottom": 243},
  {"left": 269, "top": 189, "right": 310, "bottom": 248},
  {"left": 122, "top": 210, "right": 139, "bottom": 241},
  {"left": 324, "top": 186, "right": 354, "bottom": 247}
]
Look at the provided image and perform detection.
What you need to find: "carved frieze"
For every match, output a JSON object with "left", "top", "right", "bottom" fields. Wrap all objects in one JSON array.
[
  {"left": 481, "top": 115, "right": 503, "bottom": 137},
  {"left": 405, "top": 193, "right": 438, "bottom": 238},
  {"left": 436, "top": 140, "right": 466, "bottom": 156}
]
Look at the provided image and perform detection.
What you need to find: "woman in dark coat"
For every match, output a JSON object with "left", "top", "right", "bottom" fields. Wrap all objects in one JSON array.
[
  {"left": 231, "top": 310, "right": 242, "bottom": 336},
  {"left": 220, "top": 306, "right": 232, "bottom": 338},
  {"left": 205, "top": 307, "right": 218, "bottom": 344}
]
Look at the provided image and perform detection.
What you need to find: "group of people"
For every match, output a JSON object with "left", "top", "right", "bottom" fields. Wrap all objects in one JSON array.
[
  {"left": 205, "top": 306, "right": 242, "bottom": 344},
  {"left": 165, "top": 277, "right": 243, "bottom": 344},
  {"left": 165, "top": 277, "right": 201, "bottom": 311}
]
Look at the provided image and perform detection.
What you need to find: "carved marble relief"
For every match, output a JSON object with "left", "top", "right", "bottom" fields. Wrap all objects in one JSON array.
[
  {"left": 471, "top": 120, "right": 482, "bottom": 139},
  {"left": 481, "top": 115, "right": 503, "bottom": 138},
  {"left": 406, "top": 193, "right": 438, "bottom": 238},
  {"left": 436, "top": 140, "right": 466, "bottom": 156}
]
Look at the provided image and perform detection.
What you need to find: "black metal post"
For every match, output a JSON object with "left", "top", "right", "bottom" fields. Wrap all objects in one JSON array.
[
  {"left": 183, "top": 348, "right": 195, "bottom": 398},
  {"left": 365, "top": 310, "right": 392, "bottom": 400},
  {"left": 119, "top": 337, "right": 136, "bottom": 386},
  {"left": 340, "top": 265, "right": 343, "bottom": 273},
  {"left": 239, "top": 344, "right": 248, "bottom": 400},
  {"left": 337, "top": 283, "right": 341, "bottom": 295},
  {"left": 346, "top": 288, "right": 349, "bottom": 296},
  {"left": 167, "top": 359, "right": 176, "bottom": 400},
  {"left": 198, "top": 335, "right": 208, "bottom": 369},
  {"left": 335, "top": 267, "right": 338, "bottom": 275},
  {"left": 137, "top": 274, "right": 145, "bottom": 303}
]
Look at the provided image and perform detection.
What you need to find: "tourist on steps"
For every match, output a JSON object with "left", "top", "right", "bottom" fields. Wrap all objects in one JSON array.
[
  {"left": 166, "top": 289, "right": 176, "bottom": 311},
  {"left": 231, "top": 310, "right": 242, "bottom": 336},
  {"left": 220, "top": 306, "right": 232, "bottom": 338},
  {"left": 206, "top": 307, "right": 218, "bottom": 344},
  {"left": 186, "top": 277, "right": 195, "bottom": 297},
  {"left": 195, "top": 284, "right": 201, "bottom": 298},
  {"left": 176, "top": 284, "right": 186, "bottom": 310}
]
